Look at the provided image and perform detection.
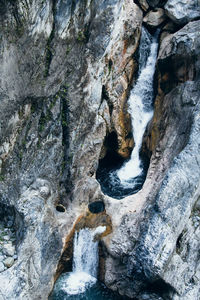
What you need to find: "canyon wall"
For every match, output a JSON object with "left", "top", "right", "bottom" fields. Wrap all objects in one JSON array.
[{"left": 0, "top": 0, "right": 199, "bottom": 299}]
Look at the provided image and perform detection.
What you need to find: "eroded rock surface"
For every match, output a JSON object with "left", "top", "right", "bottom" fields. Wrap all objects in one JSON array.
[
  {"left": 165, "top": 0, "right": 200, "bottom": 25},
  {"left": 143, "top": 8, "right": 166, "bottom": 28},
  {"left": 0, "top": 1, "right": 199, "bottom": 300}
]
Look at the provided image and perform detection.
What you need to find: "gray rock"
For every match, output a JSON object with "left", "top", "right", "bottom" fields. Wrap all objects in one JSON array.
[
  {"left": 0, "top": 0, "right": 199, "bottom": 300},
  {"left": 0, "top": 255, "right": 4, "bottom": 262},
  {"left": 165, "top": 0, "right": 200, "bottom": 24},
  {"left": 143, "top": 8, "right": 166, "bottom": 27},
  {"left": 3, "top": 235, "right": 10, "bottom": 241},
  {"left": 138, "top": 0, "right": 149, "bottom": 11},
  {"left": 0, "top": 262, "right": 5, "bottom": 272},
  {"left": 2, "top": 244, "right": 15, "bottom": 257},
  {"left": 3, "top": 257, "right": 14, "bottom": 268}
]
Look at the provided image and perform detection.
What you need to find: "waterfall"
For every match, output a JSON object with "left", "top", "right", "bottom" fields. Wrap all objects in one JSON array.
[
  {"left": 61, "top": 226, "right": 106, "bottom": 295},
  {"left": 117, "top": 28, "right": 159, "bottom": 185}
]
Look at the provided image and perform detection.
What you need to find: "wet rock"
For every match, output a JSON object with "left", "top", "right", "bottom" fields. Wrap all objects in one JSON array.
[
  {"left": 138, "top": 0, "right": 149, "bottom": 11},
  {"left": 88, "top": 201, "right": 105, "bottom": 214},
  {"left": 103, "top": 1, "right": 143, "bottom": 159},
  {"left": 147, "top": 0, "right": 167, "bottom": 8},
  {"left": 3, "top": 257, "right": 14, "bottom": 268},
  {"left": 143, "top": 8, "right": 166, "bottom": 27},
  {"left": 162, "top": 21, "right": 178, "bottom": 33},
  {"left": 165, "top": 0, "right": 200, "bottom": 25}
]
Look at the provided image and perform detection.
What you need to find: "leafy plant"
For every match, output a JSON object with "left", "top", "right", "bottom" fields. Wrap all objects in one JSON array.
[{"left": 77, "top": 31, "right": 86, "bottom": 42}]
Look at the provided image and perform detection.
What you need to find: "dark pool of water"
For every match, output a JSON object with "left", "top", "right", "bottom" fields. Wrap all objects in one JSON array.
[
  {"left": 96, "top": 153, "right": 149, "bottom": 199},
  {"left": 49, "top": 279, "right": 128, "bottom": 300}
]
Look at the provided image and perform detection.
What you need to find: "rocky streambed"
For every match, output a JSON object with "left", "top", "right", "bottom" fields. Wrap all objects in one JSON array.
[
  {"left": 0, "top": 224, "right": 17, "bottom": 272},
  {"left": 0, "top": 205, "right": 17, "bottom": 273}
]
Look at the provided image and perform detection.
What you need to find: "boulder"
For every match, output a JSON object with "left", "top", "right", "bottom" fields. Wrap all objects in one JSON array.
[
  {"left": 143, "top": 8, "right": 166, "bottom": 27},
  {"left": 3, "top": 257, "right": 14, "bottom": 268},
  {"left": 157, "top": 20, "right": 200, "bottom": 92},
  {"left": 138, "top": 0, "right": 149, "bottom": 11},
  {"left": 3, "top": 235, "right": 10, "bottom": 241},
  {"left": 165, "top": 0, "right": 200, "bottom": 25},
  {"left": 2, "top": 244, "right": 15, "bottom": 257}
]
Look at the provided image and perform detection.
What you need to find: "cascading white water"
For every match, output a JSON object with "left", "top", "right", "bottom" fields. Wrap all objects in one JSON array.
[
  {"left": 62, "top": 226, "right": 106, "bottom": 295},
  {"left": 117, "top": 28, "right": 159, "bottom": 185}
]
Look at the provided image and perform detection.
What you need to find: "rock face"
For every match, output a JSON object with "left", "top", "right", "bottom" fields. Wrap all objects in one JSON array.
[
  {"left": 138, "top": 0, "right": 149, "bottom": 11},
  {"left": 0, "top": 1, "right": 199, "bottom": 300},
  {"left": 165, "top": 0, "right": 200, "bottom": 25},
  {"left": 143, "top": 8, "right": 166, "bottom": 27}
]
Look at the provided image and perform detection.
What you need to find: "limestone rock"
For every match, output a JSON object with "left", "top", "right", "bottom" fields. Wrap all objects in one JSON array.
[
  {"left": 157, "top": 20, "right": 200, "bottom": 93},
  {"left": 165, "top": 0, "right": 200, "bottom": 25},
  {"left": 0, "top": 262, "right": 5, "bottom": 272},
  {"left": 2, "top": 244, "right": 15, "bottom": 257},
  {"left": 0, "top": 0, "right": 142, "bottom": 299},
  {"left": 143, "top": 8, "right": 166, "bottom": 27},
  {"left": 3, "top": 257, "right": 14, "bottom": 268},
  {"left": 0, "top": 0, "right": 199, "bottom": 300},
  {"left": 3, "top": 235, "right": 10, "bottom": 241}
]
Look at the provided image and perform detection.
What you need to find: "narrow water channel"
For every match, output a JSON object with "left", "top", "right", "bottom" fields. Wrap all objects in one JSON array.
[
  {"left": 96, "top": 27, "right": 159, "bottom": 199},
  {"left": 49, "top": 227, "right": 125, "bottom": 300}
]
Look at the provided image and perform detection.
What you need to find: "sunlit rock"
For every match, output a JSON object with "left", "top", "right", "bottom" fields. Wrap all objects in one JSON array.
[{"left": 165, "top": 0, "right": 200, "bottom": 25}]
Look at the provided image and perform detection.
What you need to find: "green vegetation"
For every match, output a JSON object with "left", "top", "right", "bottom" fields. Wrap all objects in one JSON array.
[
  {"left": 0, "top": 175, "right": 5, "bottom": 181},
  {"left": 38, "top": 110, "right": 51, "bottom": 132},
  {"left": 19, "top": 151, "right": 23, "bottom": 161},
  {"left": 66, "top": 46, "right": 71, "bottom": 55},
  {"left": 77, "top": 31, "right": 86, "bottom": 42}
]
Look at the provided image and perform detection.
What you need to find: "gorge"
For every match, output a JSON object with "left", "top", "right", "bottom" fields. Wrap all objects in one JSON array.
[
  {"left": 0, "top": 0, "right": 200, "bottom": 300},
  {"left": 97, "top": 26, "right": 159, "bottom": 199}
]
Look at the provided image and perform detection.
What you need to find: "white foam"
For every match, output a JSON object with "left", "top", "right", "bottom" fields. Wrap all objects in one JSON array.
[
  {"left": 63, "top": 272, "right": 96, "bottom": 295},
  {"left": 60, "top": 227, "right": 105, "bottom": 295},
  {"left": 117, "top": 29, "right": 159, "bottom": 185},
  {"left": 92, "top": 225, "right": 106, "bottom": 237}
]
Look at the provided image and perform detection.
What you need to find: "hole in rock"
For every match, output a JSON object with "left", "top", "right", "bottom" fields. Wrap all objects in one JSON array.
[
  {"left": 88, "top": 201, "right": 105, "bottom": 214},
  {"left": 56, "top": 204, "right": 66, "bottom": 213},
  {"left": 96, "top": 148, "right": 150, "bottom": 199},
  {"left": 145, "top": 278, "right": 175, "bottom": 298}
]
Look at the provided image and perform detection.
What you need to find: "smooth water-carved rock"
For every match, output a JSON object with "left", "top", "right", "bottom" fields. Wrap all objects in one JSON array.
[
  {"left": 165, "top": 0, "right": 200, "bottom": 25},
  {"left": 0, "top": 0, "right": 200, "bottom": 299},
  {"left": 101, "top": 1, "right": 143, "bottom": 159},
  {"left": 143, "top": 8, "right": 166, "bottom": 27}
]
